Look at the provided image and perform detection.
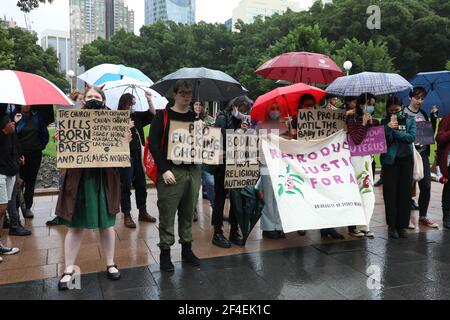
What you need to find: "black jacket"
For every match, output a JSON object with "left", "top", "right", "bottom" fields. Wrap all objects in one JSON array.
[{"left": 0, "top": 116, "right": 20, "bottom": 176}]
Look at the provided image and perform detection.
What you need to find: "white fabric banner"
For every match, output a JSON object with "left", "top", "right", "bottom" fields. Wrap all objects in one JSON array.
[{"left": 261, "top": 131, "right": 368, "bottom": 233}]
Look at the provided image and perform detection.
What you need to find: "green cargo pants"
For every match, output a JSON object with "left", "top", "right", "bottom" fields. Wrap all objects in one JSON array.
[{"left": 157, "top": 165, "right": 201, "bottom": 250}]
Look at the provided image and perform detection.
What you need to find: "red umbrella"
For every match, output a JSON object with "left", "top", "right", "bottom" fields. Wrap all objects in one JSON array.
[
  {"left": 0, "top": 70, "right": 73, "bottom": 106},
  {"left": 250, "top": 83, "right": 326, "bottom": 121},
  {"left": 255, "top": 52, "right": 343, "bottom": 85}
]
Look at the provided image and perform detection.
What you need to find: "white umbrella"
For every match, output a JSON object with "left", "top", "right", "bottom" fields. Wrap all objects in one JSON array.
[
  {"left": 103, "top": 79, "right": 168, "bottom": 111},
  {"left": 78, "top": 64, "right": 153, "bottom": 86}
]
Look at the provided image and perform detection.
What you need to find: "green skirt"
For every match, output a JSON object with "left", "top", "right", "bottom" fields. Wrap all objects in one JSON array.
[{"left": 62, "top": 168, "right": 116, "bottom": 229}]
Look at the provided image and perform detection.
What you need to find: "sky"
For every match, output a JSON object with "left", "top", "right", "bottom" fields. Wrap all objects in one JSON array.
[{"left": 0, "top": 0, "right": 314, "bottom": 38}]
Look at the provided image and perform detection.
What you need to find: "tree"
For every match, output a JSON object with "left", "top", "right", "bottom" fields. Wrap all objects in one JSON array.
[
  {"left": 16, "top": 0, "right": 53, "bottom": 12},
  {"left": 0, "top": 26, "right": 15, "bottom": 69},
  {"left": 333, "top": 38, "right": 397, "bottom": 74},
  {"left": 446, "top": 61, "right": 450, "bottom": 71},
  {"left": 8, "top": 27, "right": 69, "bottom": 92}
]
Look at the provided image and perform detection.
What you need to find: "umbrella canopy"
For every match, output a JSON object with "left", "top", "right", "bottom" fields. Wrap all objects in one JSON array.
[
  {"left": 0, "top": 70, "right": 74, "bottom": 106},
  {"left": 251, "top": 83, "right": 326, "bottom": 121},
  {"left": 32, "top": 105, "right": 55, "bottom": 126},
  {"left": 151, "top": 67, "right": 247, "bottom": 101},
  {"left": 396, "top": 71, "right": 450, "bottom": 117},
  {"left": 78, "top": 64, "right": 153, "bottom": 86},
  {"left": 256, "top": 52, "right": 343, "bottom": 85},
  {"left": 326, "top": 72, "right": 413, "bottom": 96},
  {"left": 229, "top": 186, "right": 264, "bottom": 245},
  {"left": 103, "top": 79, "right": 168, "bottom": 111}
]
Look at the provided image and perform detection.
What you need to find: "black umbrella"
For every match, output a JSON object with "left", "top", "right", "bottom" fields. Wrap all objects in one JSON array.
[
  {"left": 229, "top": 185, "right": 264, "bottom": 245},
  {"left": 31, "top": 105, "right": 55, "bottom": 126},
  {"left": 151, "top": 67, "right": 248, "bottom": 101}
]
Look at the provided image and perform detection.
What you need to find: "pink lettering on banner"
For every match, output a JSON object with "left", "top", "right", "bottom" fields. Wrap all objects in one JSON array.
[{"left": 270, "top": 149, "right": 279, "bottom": 159}]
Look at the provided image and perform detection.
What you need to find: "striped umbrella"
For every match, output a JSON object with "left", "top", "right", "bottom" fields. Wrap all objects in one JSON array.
[
  {"left": 326, "top": 72, "right": 413, "bottom": 96},
  {"left": 0, "top": 70, "right": 73, "bottom": 106}
]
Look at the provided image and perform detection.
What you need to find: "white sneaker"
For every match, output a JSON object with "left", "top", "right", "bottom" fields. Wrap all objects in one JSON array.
[
  {"left": 407, "top": 222, "right": 415, "bottom": 229},
  {"left": 349, "top": 228, "right": 365, "bottom": 237},
  {"left": 0, "top": 245, "right": 20, "bottom": 255},
  {"left": 361, "top": 230, "right": 375, "bottom": 238},
  {"left": 0, "top": 256, "right": 3, "bottom": 262}
]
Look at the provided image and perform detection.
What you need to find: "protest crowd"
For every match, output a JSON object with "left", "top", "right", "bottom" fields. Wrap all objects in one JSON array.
[{"left": 0, "top": 56, "right": 449, "bottom": 292}]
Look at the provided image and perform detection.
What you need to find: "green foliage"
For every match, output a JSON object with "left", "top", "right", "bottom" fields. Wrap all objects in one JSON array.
[
  {"left": 0, "top": 26, "right": 15, "bottom": 69},
  {"left": 446, "top": 61, "right": 450, "bottom": 71},
  {"left": 16, "top": 0, "right": 53, "bottom": 12}
]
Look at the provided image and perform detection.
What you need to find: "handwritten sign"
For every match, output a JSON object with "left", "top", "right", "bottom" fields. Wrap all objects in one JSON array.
[
  {"left": 167, "top": 120, "right": 221, "bottom": 165},
  {"left": 224, "top": 133, "right": 260, "bottom": 189},
  {"left": 348, "top": 126, "right": 387, "bottom": 156},
  {"left": 297, "top": 109, "right": 346, "bottom": 140},
  {"left": 57, "top": 109, "right": 131, "bottom": 168},
  {"left": 415, "top": 122, "right": 434, "bottom": 145}
]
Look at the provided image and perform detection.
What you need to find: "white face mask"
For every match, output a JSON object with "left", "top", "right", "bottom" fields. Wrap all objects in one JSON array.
[{"left": 364, "top": 105, "right": 375, "bottom": 115}]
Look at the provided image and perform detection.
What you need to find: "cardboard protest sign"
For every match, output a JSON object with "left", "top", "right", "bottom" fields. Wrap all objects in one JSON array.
[
  {"left": 415, "top": 122, "right": 435, "bottom": 145},
  {"left": 297, "top": 109, "right": 346, "bottom": 140},
  {"left": 348, "top": 126, "right": 387, "bottom": 156},
  {"left": 57, "top": 109, "right": 131, "bottom": 169},
  {"left": 224, "top": 133, "right": 260, "bottom": 189},
  {"left": 261, "top": 131, "right": 367, "bottom": 232},
  {"left": 167, "top": 120, "right": 221, "bottom": 165}
]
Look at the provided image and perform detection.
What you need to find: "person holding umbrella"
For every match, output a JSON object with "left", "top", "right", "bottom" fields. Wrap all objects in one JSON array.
[
  {"left": 15, "top": 105, "right": 49, "bottom": 219},
  {"left": 404, "top": 87, "right": 439, "bottom": 228},
  {"left": 381, "top": 96, "right": 416, "bottom": 239},
  {"left": 149, "top": 80, "right": 202, "bottom": 272},
  {"left": 211, "top": 96, "right": 252, "bottom": 248},
  {"left": 117, "top": 92, "right": 157, "bottom": 228},
  {"left": 436, "top": 112, "right": 450, "bottom": 229},
  {"left": 55, "top": 86, "right": 128, "bottom": 289}
]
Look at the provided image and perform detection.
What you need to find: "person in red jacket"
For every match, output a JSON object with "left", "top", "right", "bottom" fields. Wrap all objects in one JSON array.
[{"left": 436, "top": 114, "right": 450, "bottom": 229}]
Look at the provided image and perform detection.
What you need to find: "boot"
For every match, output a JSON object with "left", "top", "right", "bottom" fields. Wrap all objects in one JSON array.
[
  {"left": 181, "top": 242, "right": 200, "bottom": 266},
  {"left": 160, "top": 249, "right": 174, "bottom": 272},
  {"left": 443, "top": 211, "right": 450, "bottom": 229},
  {"left": 138, "top": 209, "right": 157, "bottom": 223},
  {"left": 23, "top": 209, "right": 34, "bottom": 219},
  {"left": 229, "top": 226, "right": 244, "bottom": 247},
  {"left": 9, "top": 222, "right": 32, "bottom": 236},
  {"left": 124, "top": 214, "right": 136, "bottom": 229}
]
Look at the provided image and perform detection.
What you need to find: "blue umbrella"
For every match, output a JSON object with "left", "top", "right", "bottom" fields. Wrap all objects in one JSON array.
[
  {"left": 397, "top": 71, "right": 450, "bottom": 117},
  {"left": 78, "top": 64, "right": 153, "bottom": 86}
]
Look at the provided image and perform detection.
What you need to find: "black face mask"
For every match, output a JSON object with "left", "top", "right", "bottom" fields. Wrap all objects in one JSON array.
[{"left": 85, "top": 99, "right": 104, "bottom": 110}]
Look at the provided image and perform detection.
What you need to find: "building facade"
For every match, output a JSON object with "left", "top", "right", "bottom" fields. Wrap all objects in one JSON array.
[
  {"left": 144, "top": 0, "right": 196, "bottom": 25},
  {"left": 231, "top": 0, "right": 303, "bottom": 31},
  {"left": 40, "top": 30, "right": 71, "bottom": 73},
  {"left": 70, "top": 0, "right": 134, "bottom": 87},
  {"left": 2, "top": 16, "right": 17, "bottom": 29}
]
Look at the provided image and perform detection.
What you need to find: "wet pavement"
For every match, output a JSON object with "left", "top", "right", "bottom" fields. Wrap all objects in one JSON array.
[{"left": 1, "top": 230, "right": 450, "bottom": 300}]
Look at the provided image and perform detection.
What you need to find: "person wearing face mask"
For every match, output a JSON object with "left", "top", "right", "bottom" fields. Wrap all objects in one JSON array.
[
  {"left": 381, "top": 96, "right": 416, "bottom": 239},
  {"left": 15, "top": 104, "right": 49, "bottom": 219},
  {"left": 211, "top": 96, "right": 252, "bottom": 248},
  {"left": 403, "top": 87, "right": 439, "bottom": 229},
  {"left": 117, "top": 93, "right": 157, "bottom": 228},
  {"left": 255, "top": 103, "right": 288, "bottom": 239},
  {"left": 191, "top": 101, "right": 215, "bottom": 222},
  {"left": 55, "top": 86, "right": 130, "bottom": 289},
  {"left": 346, "top": 93, "right": 379, "bottom": 238}
]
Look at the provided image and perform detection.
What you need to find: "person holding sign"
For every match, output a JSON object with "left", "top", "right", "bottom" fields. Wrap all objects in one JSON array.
[
  {"left": 346, "top": 93, "right": 380, "bottom": 238},
  {"left": 149, "top": 80, "right": 201, "bottom": 272},
  {"left": 381, "top": 96, "right": 416, "bottom": 239},
  {"left": 436, "top": 114, "right": 450, "bottom": 229},
  {"left": 211, "top": 96, "right": 252, "bottom": 248},
  {"left": 256, "top": 103, "right": 288, "bottom": 239},
  {"left": 404, "top": 87, "right": 439, "bottom": 229},
  {"left": 291, "top": 94, "right": 345, "bottom": 240},
  {"left": 117, "top": 93, "right": 157, "bottom": 229},
  {"left": 55, "top": 87, "right": 128, "bottom": 289}
]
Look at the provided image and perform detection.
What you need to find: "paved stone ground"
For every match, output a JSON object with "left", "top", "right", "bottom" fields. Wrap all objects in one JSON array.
[{"left": 0, "top": 180, "right": 447, "bottom": 298}]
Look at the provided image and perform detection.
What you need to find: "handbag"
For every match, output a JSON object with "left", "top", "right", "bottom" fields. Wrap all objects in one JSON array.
[
  {"left": 412, "top": 144, "right": 424, "bottom": 181},
  {"left": 143, "top": 110, "right": 168, "bottom": 184}
]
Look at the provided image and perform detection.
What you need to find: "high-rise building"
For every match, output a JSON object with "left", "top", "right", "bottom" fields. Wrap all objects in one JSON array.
[
  {"left": 41, "top": 30, "right": 71, "bottom": 73},
  {"left": 224, "top": 18, "right": 232, "bottom": 31},
  {"left": 231, "top": 0, "right": 303, "bottom": 31},
  {"left": 70, "top": 0, "right": 134, "bottom": 87},
  {"left": 2, "top": 16, "right": 17, "bottom": 29},
  {"left": 144, "top": 0, "right": 196, "bottom": 25}
]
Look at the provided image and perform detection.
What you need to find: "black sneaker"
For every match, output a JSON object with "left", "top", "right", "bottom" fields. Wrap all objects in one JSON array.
[
  {"left": 46, "top": 217, "right": 63, "bottom": 226},
  {"left": 398, "top": 228, "right": 408, "bottom": 239},
  {"left": 9, "top": 225, "right": 32, "bottom": 236},
  {"left": 322, "top": 228, "right": 345, "bottom": 240},
  {"left": 262, "top": 231, "right": 282, "bottom": 239},
  {"left": 388, "top": 227, "right": 399, "bottom": 239},
  {"left": 297, "top": 230, "right": 306, "bottom": 236},
  {"left": 0, "top": 244, "right": 20, "bottom": 255},
  {"left": 181, "top": 243, "right": 200, "bottom": 266},
  {"left": 23, "top": 209, "right": 34, "bottom": 219},
  {"left": 212, "top": 233, "right": 231, "bottom": 248},
  {"left": 229, "top": 231, "right": 244, "bottom": 247},
  {"left": 160, "top": 249, "right": 175, "bottom": 272}
]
